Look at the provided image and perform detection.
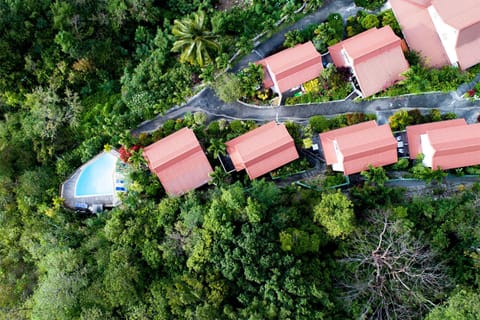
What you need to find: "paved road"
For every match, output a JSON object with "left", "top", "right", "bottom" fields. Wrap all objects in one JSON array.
[
  {"left": 232, "top": 0, "right": 359, "bottom": 72},
  {"left": 133, "top": 88, "right": 480, "bottom": 134}
]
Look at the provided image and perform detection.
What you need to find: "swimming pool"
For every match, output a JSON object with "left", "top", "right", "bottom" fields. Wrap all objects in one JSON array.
[{"left": 75, "top": 152, "right": 118, "bottom": 197}]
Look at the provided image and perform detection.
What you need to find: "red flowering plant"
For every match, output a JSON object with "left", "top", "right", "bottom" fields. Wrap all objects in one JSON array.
[{"left": 119, "top": 145, "right": 140, "bottom": 163}]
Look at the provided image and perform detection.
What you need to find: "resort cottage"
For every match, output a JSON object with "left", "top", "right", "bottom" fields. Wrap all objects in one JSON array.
[
  {"left": 142, "top": 127, "right": 213, "bottom": 196},
  {"left": 328, "top": 26, "right": 410, "bottom": 97},
  {"left": 257, "top": 41, "right": 324, "bottom": 100},
  {"left": 406, "top": 119, "right": 480, "bottom": 170},
  {"left": 225, "top": 121, "right": 299, "bottom": 179},
  {"left": 390, "top": 0, "right": 480, "bottom": 69},
  {"left": 319, "top": 120, "right": 398, "bottom": 175}
]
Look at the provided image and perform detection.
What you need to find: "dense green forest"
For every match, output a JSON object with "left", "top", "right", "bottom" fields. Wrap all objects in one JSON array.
[{"left": 1, "top": 0, "right": 480, "bottom": 319}]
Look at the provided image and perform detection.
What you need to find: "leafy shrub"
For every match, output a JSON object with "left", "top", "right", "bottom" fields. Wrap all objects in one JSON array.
[
  {"left": 346, "top": 16, "right": 364, "bottom": 38},
  {"left": 119, "top": 145, "right": 140, "bottom": 163},
  {"left": 283, "top": 24, "right": 319, "bottom": 49},
  {"left": 228, "top": 120, "right": 245, "bottom": 135},
  {"left": 442, "top": 112, "right": 457, "bottom": 120},
  {"left": 328, "top": 114, "right": 349, "bottom": 129},
  {"left": 285, "top": 121, "right": 303, "bottom": 145},
  {"left": 388, "top": 109, "right": 426, "bottom": 131},
  {"left": 309, "top": 115, "right": 330, "bottom": 132},
  {"left": 427, "top": 109, "right": 442, "bottom": 122},
  {"left": 313, "top": 13, "right": 344, "bottom": 52},
  {"left": 162, "top": 119, "right": 176, "bottom": 135},
  {"left": 271, "top": 158, "right": 313, "bottom": 178},
  {"left": 380, "top": 9, "right": 401, "bottom": 35},
  {"left": 303, "top": 78, "right": 320, "bottom": 93},
  {"left": 360, "top": 14, "right": 379, "bottom": 30},
  {"left": 213, "top": 73, "right": 244, "bottom": 102},
  {"left": 323, "top": 173, "right": 348, "bottom": 188},
  {"left": 389, "top": 108, "right": 457, "bottom": 131},
  {"left": 390, "top": 158, "right": 410, "bottom": 170},
  {"left": 285, "top": 65, "right": 352, "bottom": 105},
  {"left": 346, "top": 9, "right": 400, "bottom": 38},
  {"left": 283, "top": 30, "right": 305, "bottom": 48},
  {"left": 382, "top": 65, "right": 470, "bottom": 96},
  {"left": 346, "top": 112, "right": 366, "bottom": 126},
  {"left": 207, "top": 121, "right": 220, "bottom": 136},
  {"left": 238, "top": 63, "right": 264, "bottom": 98}
]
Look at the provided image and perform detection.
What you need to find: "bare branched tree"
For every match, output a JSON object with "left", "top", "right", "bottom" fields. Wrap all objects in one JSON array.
[{"left": 339, "top": 210, "right": 450, "bottom": 320}]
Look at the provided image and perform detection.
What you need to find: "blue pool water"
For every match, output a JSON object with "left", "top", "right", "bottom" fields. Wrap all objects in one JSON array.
[{"left": 75, "top": 152, "right": 118, "bottom": 197}]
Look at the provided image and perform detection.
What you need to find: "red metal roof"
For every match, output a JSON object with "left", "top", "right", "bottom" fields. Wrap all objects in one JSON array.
[
  {"left": 390, "top": 0, "right": 449, "bottom": 68},
  {"left": 142, "top": 127, "right": 213, "bottom": 196},
  {"left": 328, "top": 26, "right": 409, "bottom": 97},
  {"left": 390, "top": 0, "right": 480, "bottom": 70},
  {"left": 433, "top": 0, "right": 480, "bottom": 30},
  {"left": 319, "top": 121, "right": 398, "bottom": 175},
  {"left": 225, "top": 121, "right": 299, "bottom": 179},
  {"left": 406, "top": 119, "right": 467, "bottom": 159},
  {"left": 433, "top": 0, "right": 480, "bottom": 69},
  {"left": 320, "top": 121, "right": 377, "bottom": 165},
  {"left": 404, "top": 0, "right": 431, "bottom": 5},
  {"left": 419, "top": 123, "right": 480, "bottom": 170},
  {"left": 257, "top": 41, "right": 323, "bottom": 93}
]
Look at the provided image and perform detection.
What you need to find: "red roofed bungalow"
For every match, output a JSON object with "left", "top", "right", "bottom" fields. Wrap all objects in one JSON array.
[
  {"left": 407, "top": 121, "right": 480, "bottom": 170},
  {"left": 319, "top": 120, "right": 398, "bottom": 175},
  {"left": 142, "top": 127, "right": 213, "bottom": 196},
  {"left": 390, "top": 0, "right": 480, "bottom": 69},
  {"left": 225, "top": 121, "right": 299, "bottom": 179},
  {"left": 406, "top": 118, "right": 467, "bottom": 159},
  {"left": 328, "top": 26, "right": 410, "bottom": 97},
  {"left": 257, "top": 41, "right": 323, "bottom": 98}
]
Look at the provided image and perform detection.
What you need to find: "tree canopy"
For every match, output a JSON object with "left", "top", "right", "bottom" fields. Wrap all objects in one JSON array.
[
  {"left": 1, "top": 1, "right": 480, "bottom": 319},
  {"left": 172, "top": 11, "right": 220, "bottom": 67}
]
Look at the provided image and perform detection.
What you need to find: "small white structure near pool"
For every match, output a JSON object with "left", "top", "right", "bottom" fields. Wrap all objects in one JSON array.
[{"left": 61, "top": 150, "right": 127, "bottom": 212}]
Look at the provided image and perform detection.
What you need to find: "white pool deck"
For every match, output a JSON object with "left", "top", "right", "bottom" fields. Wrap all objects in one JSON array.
[{"left": 60, "top": 150, "right": 123, "bottom": 210}]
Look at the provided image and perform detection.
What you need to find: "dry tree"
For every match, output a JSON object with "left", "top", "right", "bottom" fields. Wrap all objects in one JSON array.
[{"left": 339, "top": 209, "right": 451, "bottom": 320}]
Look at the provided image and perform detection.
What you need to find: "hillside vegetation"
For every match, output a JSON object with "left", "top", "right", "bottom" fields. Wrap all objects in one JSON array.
[{"left": 1, "top": 1, "right": 480, "bottom": 319}]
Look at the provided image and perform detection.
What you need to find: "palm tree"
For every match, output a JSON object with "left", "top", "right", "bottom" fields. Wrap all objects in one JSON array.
[
  {"left": 129, "top": 149, "right": 147, "bottom": 170},
  {"left": 207, "top": 138, "right": 227, "bottom": 159},
  {"left": 361, "top": 165, "right": 389, "bottom": 187},
  {"left": 209, "top": 166, "right": 230, "bottom": 187},
  {"left": 171, "top": 11, "right": 220, "bottom": 67}
]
